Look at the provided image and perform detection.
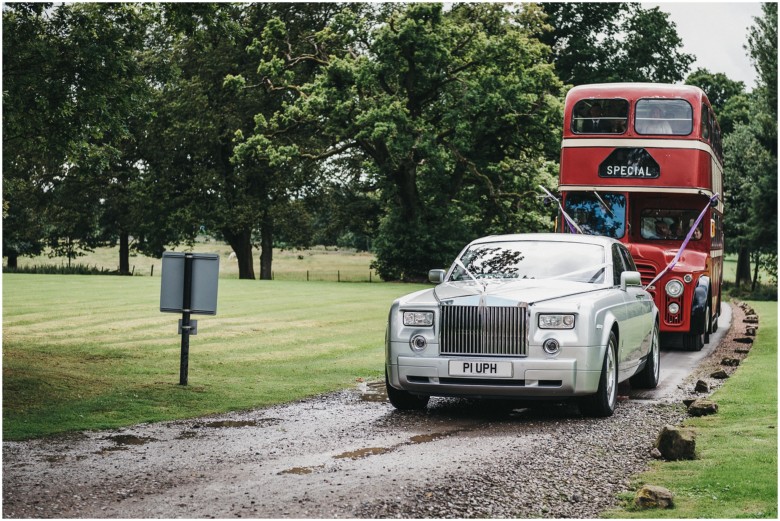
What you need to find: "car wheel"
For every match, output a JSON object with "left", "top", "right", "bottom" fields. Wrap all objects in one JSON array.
[
  {"left": 579, "top": 331, "right": 618, "bottom": 417},
  {"left": 630, "top": 321, "right": 660, "bottom": 389},
  {"left": 385, "top": 370, "right": 429, "bottom": 410}
]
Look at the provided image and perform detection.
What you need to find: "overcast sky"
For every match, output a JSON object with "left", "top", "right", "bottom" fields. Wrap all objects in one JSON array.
[{"left": 645, "top": 2, "right": 764, "bottom": 90}]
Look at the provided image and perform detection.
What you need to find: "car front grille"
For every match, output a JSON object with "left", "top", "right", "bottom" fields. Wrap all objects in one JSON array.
[{"left": 439, "top": 304, "right": 528, "bottom": 357}]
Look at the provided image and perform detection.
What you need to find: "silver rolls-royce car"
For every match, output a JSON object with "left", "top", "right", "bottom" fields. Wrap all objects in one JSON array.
[{"left": 385, "top": 233, "right": 660, "bottom": 417}]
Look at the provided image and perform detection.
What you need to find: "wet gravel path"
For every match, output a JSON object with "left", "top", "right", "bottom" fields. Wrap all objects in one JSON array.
[{"left": 3, "top": 303, "right": 745, "bottom": 519}]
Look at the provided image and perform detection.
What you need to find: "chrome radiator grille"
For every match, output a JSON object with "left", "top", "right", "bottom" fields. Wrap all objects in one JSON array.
[{"left": 439, "top": 305, "right": 528, "bottom": 356}]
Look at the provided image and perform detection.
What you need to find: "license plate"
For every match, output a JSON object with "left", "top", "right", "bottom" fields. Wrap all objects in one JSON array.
[{"left": 448, "top": 360, "right": 512, "bottom": 378}]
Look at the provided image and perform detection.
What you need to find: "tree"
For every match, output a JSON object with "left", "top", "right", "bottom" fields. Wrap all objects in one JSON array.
[
  {"left": 721, "top": 3, "right": 777, "bottom": 290},
  {"left": 245, "top": 3, "right": 563, "bottom": 281},
  {"left": 745, "top": 2, "right": 778, "bottom": 288},
  {"left": 541, "top": 3, "right": 694, "bottom": 86},
  {"left": 3, "top": 3, "right": 152, "bottom": 271}
]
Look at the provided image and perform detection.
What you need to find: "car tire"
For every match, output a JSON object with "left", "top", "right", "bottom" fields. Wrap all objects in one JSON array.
[
  {"left": 630, "top": 321, "right": 660, "bottom": 389},
  {"left": 579, "top": 331, "right": 618, "bottom": 418},
  {"left": 385, "top": 370, "right": 429, "bottom": 410}
]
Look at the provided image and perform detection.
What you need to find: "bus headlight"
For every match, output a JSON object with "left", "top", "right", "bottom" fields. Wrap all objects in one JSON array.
[
  {"left": 665, "top": 279, "right": 684, "bottom": 298},
  {"left": 668, "top": 303, "right": 680, "bottom": 315}
]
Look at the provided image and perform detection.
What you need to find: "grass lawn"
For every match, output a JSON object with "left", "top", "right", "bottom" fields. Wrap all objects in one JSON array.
[
  {"left": 606, "top": 300, "right": 778, "bottom": 518},
  {"left": 3, "top": 274, "right": 427, "bottom": 440}
]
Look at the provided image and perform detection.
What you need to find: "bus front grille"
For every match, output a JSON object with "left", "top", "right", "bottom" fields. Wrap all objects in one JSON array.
[{"left": 634, "top": 261, "right": 658, "bottom": 287}]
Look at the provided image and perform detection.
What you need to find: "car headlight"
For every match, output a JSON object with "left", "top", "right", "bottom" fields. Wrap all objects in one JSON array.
[
  {"left": 403, "top": 311, "right": 434, "bottom": 327},
  {"left": 538, "top": 314, "right": 575, "bottom": 329},
  {"left": 665, "top": 279, "right": 684, "bottom": 298}
]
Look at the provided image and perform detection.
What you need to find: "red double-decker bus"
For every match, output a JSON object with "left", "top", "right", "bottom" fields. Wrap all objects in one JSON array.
[{"left": 557, "top": 83, "right": 724, "bottom": 351}]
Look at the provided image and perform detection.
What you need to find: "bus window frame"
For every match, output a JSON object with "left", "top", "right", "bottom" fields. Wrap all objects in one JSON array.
[
  {"left": 639, "top": 208, "right": 703, "bottom": 241},
  {"left": 571, "top": 98, "right": 630, "bottom": 135},
  {"left": 634, "top": 98, "right": 694, "bottom": 136}
]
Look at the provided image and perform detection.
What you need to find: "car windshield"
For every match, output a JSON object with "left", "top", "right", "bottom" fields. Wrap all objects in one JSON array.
[{"left": 450, "top": 241, "right": 606, "bottom": 284}]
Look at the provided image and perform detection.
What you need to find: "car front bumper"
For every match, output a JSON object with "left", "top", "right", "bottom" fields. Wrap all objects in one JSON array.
[{"left": 387, "top": 352, "right": 603, "bottom": 399}]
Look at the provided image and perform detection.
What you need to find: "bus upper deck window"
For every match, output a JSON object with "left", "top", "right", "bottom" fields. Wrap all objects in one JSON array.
[
  {"left": 572, "top": 99, "right": 629, "bottom": 134},
  {"left": 635, "top": 99, "right": 693, "bottom": 135}
]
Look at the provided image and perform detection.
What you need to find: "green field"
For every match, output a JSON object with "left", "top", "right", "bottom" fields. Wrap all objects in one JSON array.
[
  {"left": 3, "top": 274, "right": 427, "bottom": 439},
  {"left": 607, "top": 300, "right": 778, "bottom": 518}
]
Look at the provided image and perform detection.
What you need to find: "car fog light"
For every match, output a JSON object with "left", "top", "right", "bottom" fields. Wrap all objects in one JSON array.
[
  {"left": 683, "top": 274, "right": 693, "bottom": 283},
  {"left": 668, "top": 303, "right": 680, "bottom": 315},
  {"left": 543, "top": 338, "right": 560, "bottom": 355},
  {"left": 410, "top": 335, "right": 428, "bottom": 352}
]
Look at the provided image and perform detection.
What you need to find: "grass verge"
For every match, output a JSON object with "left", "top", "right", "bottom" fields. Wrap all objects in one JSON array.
[
  {"left": 3, "top": 274, "right": 426, "bottom": 440},
  {"left": 605, "top": 300, "right": 778, "bottom": 518}
]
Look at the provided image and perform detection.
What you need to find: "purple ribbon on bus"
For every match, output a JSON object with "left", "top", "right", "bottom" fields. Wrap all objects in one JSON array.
[
  {"left": 539, "top": 185, "right": 583, "bottom": 234},
  {"left": 644, "top": 193, "right": 719, "bottom": 290}
]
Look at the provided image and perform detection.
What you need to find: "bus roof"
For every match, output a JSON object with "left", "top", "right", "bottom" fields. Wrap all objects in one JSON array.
[{"left": 565, "top": 83, "right": 710, "bottom": 105}]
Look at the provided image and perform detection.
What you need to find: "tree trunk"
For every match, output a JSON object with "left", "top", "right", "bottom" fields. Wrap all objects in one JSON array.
[
  {"left": 6, "top": 252, "right": 18, "bottom": 269},
  {"left": 260, "top": 210, "right": 273, "bottom": 280},
  {"left": 751, "top": 251, "right": 761, "bottom": 292},
  {"left": 222, "top": 228, "right": 255, "bottom": 280},
  {"left": 119, "top": 232, "right": 130, "bottom": 275},
  {"left": 735, "top": 244, "right": 752, "bottom": 288}
]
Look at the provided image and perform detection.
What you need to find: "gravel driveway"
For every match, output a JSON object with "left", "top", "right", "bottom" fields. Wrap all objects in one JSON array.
[{"left": 3, "top": 303, "right": 745, "bottom": 519}]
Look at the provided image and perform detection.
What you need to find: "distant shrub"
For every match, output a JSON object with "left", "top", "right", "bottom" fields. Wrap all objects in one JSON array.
[{"left": 3, "top": 264, "right": 130, "bottom": 276}]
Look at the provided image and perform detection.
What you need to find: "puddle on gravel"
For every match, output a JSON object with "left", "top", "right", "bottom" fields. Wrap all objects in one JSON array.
[
  {"left": 96, "top": 434, "right": 157, "bottom": 454},
  {"left": 408, "top": 432, "right": 450, "bottom": 444},
  {"left": 279, "top": 465, "right": 324, "bottom": 475},
  {"left": 334, "top": 447, "right": 391, "bottom": 460},
  {"left": 105, "top": 434, "right": 157, "bottom": 446},
  {"left": 194, "top": 418, "right": 281, "bottom": 429},
  {"left": 202, "top": 420, "right": 259, "bottom": 428},
  {"left": 358, "top": 380, "right": 388, "bottom": 402}
]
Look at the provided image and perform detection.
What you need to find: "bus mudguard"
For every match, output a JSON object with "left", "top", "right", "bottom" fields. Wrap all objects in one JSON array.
[{"left": 691, "top": 276, "right": 710, "bottom": 334}]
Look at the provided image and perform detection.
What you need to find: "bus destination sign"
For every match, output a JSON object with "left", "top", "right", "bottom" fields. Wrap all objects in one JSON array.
[{"left": 598, "top": 148, "right": 660, "bottom": 179}]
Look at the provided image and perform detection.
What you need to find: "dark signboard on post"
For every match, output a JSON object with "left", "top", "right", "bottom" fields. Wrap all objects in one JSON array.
[
  {"left": 160, "top": 252, "right": 219, "bottom": 315},
  {"left": 160, "top": 252, "right": 219, "bottom": 385}
]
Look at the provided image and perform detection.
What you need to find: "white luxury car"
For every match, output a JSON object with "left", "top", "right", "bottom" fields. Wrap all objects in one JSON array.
[{"left": 385, "top": 233, "right": 660, "bottom": 417}]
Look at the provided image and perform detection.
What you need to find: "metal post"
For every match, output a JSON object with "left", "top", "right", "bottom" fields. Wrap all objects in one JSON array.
[{"left": 180, "top": 253, "right": 194, "bottom": 386}]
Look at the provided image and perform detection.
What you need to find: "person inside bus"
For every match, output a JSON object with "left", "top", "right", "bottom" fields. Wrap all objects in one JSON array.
[
  {"left": 582, "top": 104, "right": 605, "bottom": 133},
  {"left": 637, "top": 106, "right": 673, "bottom": 134},
  {"left": 689, "top": 218, "right": 703, "bottom": 240},
  {"left": 655, "top": 219, "right": 673, "bottom": 239}
]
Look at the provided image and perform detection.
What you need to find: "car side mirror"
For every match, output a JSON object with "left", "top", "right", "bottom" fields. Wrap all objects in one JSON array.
[
  {"left": 428, "top": 269, "right": 446, "bottom": 284},
  {"left": 620, "top": 271, "right": 642, "bottom": 290}
]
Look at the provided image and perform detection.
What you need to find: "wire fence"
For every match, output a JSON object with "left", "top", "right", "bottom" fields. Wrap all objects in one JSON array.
[
  {"left": 4, "top": 264, "right": 383, "bottom": 282},
  {"left": 271, "top": 270, "right": 381, "bottom": 282}
]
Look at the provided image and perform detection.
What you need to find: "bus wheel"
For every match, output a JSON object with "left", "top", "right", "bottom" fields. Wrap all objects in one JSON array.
[
  {"left": 682, "top": 330, "right": 704, "bottom": 351},
  {"left": 704, "top": 305, "right": 711, "bottom": 344}
]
